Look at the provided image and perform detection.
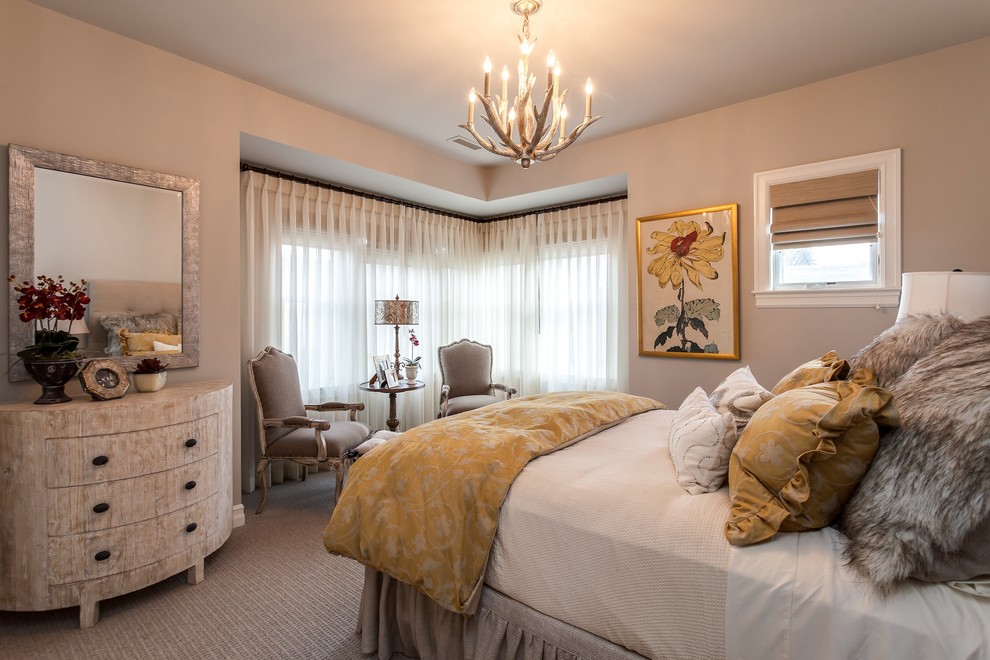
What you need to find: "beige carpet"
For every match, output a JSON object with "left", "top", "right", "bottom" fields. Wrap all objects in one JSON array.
[{"left": 0, "top": 471, "right": 371, "bottom": 659}]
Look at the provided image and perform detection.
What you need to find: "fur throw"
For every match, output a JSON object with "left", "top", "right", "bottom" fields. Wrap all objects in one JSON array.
[
  {"left": 841, "top": 315, "right": 990, "bottom": 595},
  {"left": 849, "top": 312, "right": 965, "bottom": 388}
]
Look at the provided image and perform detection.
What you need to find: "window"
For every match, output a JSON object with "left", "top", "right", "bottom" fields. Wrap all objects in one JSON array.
[
  {"left": 538, "top": 247, "right": 611, "bottom": 389},
  {"left": 753, "top": 149, "right": 901, "bottom": 308},
  {"left": 242, "top": 166, "right": 628, "bottom": 413}
]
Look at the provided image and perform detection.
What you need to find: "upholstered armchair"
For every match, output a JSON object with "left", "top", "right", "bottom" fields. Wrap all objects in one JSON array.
[
  {"left": 247, "top": 346, "right": 373, "bottom": 513},
  {"left": 437, "top": 338, "right": 517, "bottom": 418}
]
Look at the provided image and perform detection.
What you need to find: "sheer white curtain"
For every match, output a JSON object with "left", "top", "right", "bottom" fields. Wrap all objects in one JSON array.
[
  {"left": 478, "top": 198, "right": 628, "bottom": 394},
  {"left": 241, "top": 171, "right": 484, "bottom": 488},
  {"left": 241, "top": 170, "right": 627, "bottom": 491}
]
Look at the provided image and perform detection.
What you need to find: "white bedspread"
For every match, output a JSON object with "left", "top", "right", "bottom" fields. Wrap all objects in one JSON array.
[
  {"left": 487, "top": 409, "right": 731, "bottom": 660},
  {"left": 486, "top": 407, "right": 990, "bottom": 660},
  {"left": 726, "top": 525, "right": 990, "bottom": 660}
]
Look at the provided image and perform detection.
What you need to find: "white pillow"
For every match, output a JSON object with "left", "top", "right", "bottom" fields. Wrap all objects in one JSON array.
[
  {"left": 153, "top": 340, "right": 182, "bottom": 352},
  {"left": 667, "top": 387, "right": 738, "bottom": 495},
  {"left": 708, "top": 366, "right": 774, "bottom": 432},
  {"left": 357, "top": 430, "right": 402, "bottom": 455}
]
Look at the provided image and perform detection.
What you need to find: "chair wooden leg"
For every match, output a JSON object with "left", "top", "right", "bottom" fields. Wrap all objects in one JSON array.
[{"left": 256, "top": 459, "right": 271, "bottom": 514}]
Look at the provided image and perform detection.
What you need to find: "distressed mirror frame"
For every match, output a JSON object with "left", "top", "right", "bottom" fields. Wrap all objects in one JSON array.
[{"left": 7, "top": 144, "right": 200, "bottom": 382}]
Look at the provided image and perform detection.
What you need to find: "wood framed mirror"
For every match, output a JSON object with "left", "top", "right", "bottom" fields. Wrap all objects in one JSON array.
[{"left": 8, "top": 145, "right": 200, "bottom": 381}]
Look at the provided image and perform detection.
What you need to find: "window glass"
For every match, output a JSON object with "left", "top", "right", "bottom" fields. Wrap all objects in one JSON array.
[{"left": 773, "top": 242, "right": 876, "bottom": 287}]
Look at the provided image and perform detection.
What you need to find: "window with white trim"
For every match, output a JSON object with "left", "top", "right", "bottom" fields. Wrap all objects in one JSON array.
[{"left": 753, "top": 149, "right": 901, "bottom": 308}]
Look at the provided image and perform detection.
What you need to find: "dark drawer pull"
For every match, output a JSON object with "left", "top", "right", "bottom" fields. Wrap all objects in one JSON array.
[
  {"left": 92, "top": 502, "right": 110, "bottom": 514},
  {"left": 184, "top": 480, "right": 197, "bottom": 490},
  {"left": 185, "top": 438, "right": 197, "bottom": 448},
  {"left": 94, "top": 550, "right": 111, "bottom": 562},
  {"left": 185, "top": 522, "right": 198, "bottom": 533},
  {"left": 92, "top": 455, "right": 109, "bottom": 466}
]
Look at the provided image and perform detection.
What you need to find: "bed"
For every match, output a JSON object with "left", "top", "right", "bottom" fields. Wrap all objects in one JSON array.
[
  {"left": 325, "top": 314, "right": 990, "bottom": 660},
  {"left": 86, "top": 279, "right": 182, "bottom": 356}
]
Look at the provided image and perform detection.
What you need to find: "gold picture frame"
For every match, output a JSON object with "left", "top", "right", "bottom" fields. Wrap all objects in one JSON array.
[{"left": 636, "top": 203, "right": 739, "bottom": 359}]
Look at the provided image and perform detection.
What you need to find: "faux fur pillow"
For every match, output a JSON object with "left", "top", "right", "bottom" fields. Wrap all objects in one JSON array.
[
  {"left": 841, "top": 315, "right": 990, "bottom": 595},
  {"left": 668, "top": 387, "right": 738, "bottom": 495},
  {"left": 709, "top": 366, "right": 774, "bottom": 432},
  {"left": 920, "top": 513, "right": 990, "bottom": 585},
  {"left": 849, "top": 312, "right": 964, "bottom": 388}
]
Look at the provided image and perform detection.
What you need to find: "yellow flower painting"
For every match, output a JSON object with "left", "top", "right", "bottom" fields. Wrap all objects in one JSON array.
[
  {"left": 646, "top": 219, "right": 725, "bottom": 290},
  {"left": 636, "top": 205, "right": 739, "bottom": 359}
]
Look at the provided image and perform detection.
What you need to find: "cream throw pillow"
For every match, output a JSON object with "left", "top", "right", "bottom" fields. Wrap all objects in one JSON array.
[
  {"left": 152, "top": 340, "right": 182, "bottom": 352},
  {"left": 709, "top": 366, "right": 774, "bottom": 432},
  {"left": 668, "top": 387, "right": 738, "bottom": 495}
]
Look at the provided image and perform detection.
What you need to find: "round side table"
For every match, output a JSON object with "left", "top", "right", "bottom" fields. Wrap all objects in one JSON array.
[{"left": 359, "top": 380, "right": 425, "bottom": 432}]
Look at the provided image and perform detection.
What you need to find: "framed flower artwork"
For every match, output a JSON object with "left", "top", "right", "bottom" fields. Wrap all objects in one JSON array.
[{"left": 636, "top": 203, "right": 739, "bottom": 359}]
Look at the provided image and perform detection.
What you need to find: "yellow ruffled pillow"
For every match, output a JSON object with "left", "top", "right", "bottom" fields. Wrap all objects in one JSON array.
[
  {"left": 724, "top": 373, "right": 898, "bottom": 547},
  {"left": 771, "top": 350, "right": 850, "bottom": 395},
  {"left": 119, "top": 329, "right": 183, "bottom": 355}
]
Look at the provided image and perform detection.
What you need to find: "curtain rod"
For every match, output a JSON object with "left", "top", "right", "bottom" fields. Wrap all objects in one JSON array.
[
  {"left": 239, "top": 162, "right": 627, "bottom": 223},
  {"left": 240, "top": 162, "right": 478, "bottom": 222},
  {"left": 483, "top": 193, "right": 629, "bottom": 223}
]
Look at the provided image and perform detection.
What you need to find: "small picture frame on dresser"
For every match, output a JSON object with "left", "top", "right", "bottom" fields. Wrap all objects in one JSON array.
[{"left": 78, "top": 359, "right": 130, "bottom": 400}]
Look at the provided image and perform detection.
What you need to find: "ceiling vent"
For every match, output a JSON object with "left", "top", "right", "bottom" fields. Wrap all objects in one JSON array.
[{"left": 447, "top": 136, "right": 481, "bottom": 151}]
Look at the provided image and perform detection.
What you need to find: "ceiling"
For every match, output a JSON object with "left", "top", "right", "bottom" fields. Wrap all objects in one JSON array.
[{"left": 26, "top": 0, "right": 990, "bottom": 213}]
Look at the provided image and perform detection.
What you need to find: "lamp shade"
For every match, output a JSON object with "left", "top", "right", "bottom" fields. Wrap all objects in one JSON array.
[
  {"left": 896, "top": 271, "right": 990, "bottom": 322},
  {"left": 374, "top": 297, "right": 420, "bottom": 326}
]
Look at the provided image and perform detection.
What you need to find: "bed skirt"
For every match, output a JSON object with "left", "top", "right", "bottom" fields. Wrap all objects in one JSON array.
[{"left": 359, "top": 568, "right": 647, "bottom": 660}]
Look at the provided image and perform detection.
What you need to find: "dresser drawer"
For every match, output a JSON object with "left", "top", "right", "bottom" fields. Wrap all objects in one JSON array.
[
  {"left": 47, "top": 454, "right": 218, "bottom": 536},
  {"left": 49, "top": 496, "right": 217, "bottom": 585},
  {"left": 46, "top": 414, "right": 218, "bottom": 487}
]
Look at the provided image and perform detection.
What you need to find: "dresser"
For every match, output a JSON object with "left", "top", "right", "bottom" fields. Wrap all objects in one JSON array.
[{"left": 0, "top": 379, "right": 233, "bottom": 628}]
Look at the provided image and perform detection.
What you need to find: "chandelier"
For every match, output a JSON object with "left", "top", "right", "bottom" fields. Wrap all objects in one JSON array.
[{"left": 460, "top": 0, "right": 601, "bottom": 169}]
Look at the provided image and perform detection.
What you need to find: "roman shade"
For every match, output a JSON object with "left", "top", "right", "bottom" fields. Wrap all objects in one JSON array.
[{"left": 770, "top": 169, "right": 879, "bottom": 250}]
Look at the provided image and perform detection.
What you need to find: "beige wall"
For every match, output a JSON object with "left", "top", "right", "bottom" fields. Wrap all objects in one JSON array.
[
  {"left": 0, "top": 0, "right": 483, "bottom": 502},
  {"left": 485, "top": 37, "right": 990, "bottom": 404},
  {"left": 2, "top": 0, "right": 989, "bottom": 504}
]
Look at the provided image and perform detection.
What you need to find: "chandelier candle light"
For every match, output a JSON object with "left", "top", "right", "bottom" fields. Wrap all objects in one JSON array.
[{"left": 460, "top": 0, "right": 601, "bottom": 168}]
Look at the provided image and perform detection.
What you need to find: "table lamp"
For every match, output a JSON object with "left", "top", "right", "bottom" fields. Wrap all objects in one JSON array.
[
  {"left": 374, "top": 295, "right": 420, "bottom": 368},
  {"left": 896, "top": 271, "right": 990, "bottom": 322},
  {"left": 54, "top": 318, "right": 91, "bottom": 350}
]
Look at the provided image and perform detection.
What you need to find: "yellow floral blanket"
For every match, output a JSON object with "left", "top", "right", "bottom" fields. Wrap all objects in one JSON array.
[{"left": 322, "top": 391, "right": 662, "bottom": 614}]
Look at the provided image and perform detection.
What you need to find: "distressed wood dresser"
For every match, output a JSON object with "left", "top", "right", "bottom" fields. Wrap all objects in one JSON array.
[{"left": 0, "top": 380, "right": 232, "bottom": 627}]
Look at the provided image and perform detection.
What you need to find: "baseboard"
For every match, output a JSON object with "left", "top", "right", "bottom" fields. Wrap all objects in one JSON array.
[{"left": 232, "top": 504, "right": 246, "bottom": 529}]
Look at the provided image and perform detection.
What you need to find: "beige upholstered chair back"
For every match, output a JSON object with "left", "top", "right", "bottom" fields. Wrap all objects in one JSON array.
[
  {"left": 247, "top": 346, "right": 308, "bottom": 450},
  {"left": 438, "top": 339, "right": 494, "bottom": 397}
]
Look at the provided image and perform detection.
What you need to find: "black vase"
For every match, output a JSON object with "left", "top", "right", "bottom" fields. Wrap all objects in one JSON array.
[{"left": 22, "top": 358, "right": 80, "bottom": 404}]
